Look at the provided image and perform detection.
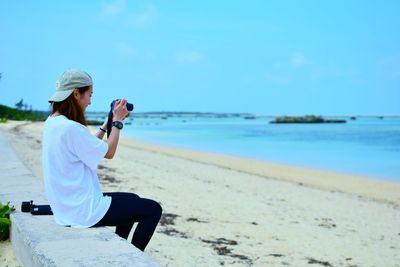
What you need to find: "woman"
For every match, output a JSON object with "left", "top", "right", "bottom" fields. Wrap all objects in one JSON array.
[{"left": 42, "top": 69, "right": 162, "bottom": 251}]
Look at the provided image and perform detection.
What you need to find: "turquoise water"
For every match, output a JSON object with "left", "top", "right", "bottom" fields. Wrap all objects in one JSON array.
[{"left": 122, "top": 116, "right": 400, "bottom": 182}]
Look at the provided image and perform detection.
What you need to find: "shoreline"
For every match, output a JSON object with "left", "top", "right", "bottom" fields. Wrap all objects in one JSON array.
[
  {"left": 118, "top": 136, "right": 400, "bottom": 207},
  {"left": 1, "top": 120, "right": 400, "bottom": 266}
]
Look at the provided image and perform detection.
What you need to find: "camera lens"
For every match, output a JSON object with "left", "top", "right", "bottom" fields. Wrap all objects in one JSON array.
[
  {"left": 21, "top": 201, "right": 32, "bottom": 212},
  {"left": 126, "top": 103, "right": 134, "bottom": 111}
]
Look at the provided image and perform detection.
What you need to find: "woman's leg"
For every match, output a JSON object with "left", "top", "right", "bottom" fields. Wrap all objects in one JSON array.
[
  {"left": 103, "top": 192, "right": 138, "bottom": 239},
  {"left": 93, "top": 192, "right": 162, "bottom": 251}
]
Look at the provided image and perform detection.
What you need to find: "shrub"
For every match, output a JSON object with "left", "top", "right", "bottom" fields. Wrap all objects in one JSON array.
[
  {"left": 0, "top": 104, "right": 47, "bottom": 121},
  {"left": 0, "top": 202, "right": 15, "bottom": 241}
]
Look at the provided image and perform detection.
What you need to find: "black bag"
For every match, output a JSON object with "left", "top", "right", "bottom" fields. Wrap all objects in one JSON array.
[{"left": 30, "top": 205, "right": 53, "bottom": 215}]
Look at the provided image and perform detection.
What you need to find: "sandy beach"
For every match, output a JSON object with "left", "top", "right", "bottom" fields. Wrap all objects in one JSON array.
[{"left": 1, "top": 120, "right": 399, "bottom": 267}]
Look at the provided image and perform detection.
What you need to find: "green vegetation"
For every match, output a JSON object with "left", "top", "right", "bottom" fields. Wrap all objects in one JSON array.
[
  {"left": 0, "top": 202, "right": 15, "bottom": 241},
  {"left": 270, "top": 115, "right": 346, "bottom": 124},
  {"left": 86, "top": 120, "right": 103, "bottom": 126},
  {"left": 0, "top": 104, "right": 47, "bottom": 121}
]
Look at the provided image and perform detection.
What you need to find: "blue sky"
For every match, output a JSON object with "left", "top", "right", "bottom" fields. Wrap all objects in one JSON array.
[{"left": 1, "top": 1, "right": 399, "bottom": 115}]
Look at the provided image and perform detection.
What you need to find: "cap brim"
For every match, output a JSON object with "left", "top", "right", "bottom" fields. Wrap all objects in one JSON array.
[{"left": 48, "top": 89, "right": 74, "bottom": 103}]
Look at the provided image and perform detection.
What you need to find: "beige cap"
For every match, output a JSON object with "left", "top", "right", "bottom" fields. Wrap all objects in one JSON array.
[{"left": 49, "top": 69, "right": 93, "bottom": 102}]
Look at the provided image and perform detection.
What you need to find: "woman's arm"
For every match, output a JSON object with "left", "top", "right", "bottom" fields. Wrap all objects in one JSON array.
[
  {"left": 104, "top": 99, "right": 129, "bottom": 159},
  {"left": 95, "top": 118, "right": 108, "bottom": 140}
]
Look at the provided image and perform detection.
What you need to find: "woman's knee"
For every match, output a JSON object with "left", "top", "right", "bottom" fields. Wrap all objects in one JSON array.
[{"left": 151, "top": 200, "right": 162, "bottom": 219}]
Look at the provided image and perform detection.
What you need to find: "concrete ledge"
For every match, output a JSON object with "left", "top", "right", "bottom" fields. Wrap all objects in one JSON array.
[{"left": 0, "top": 129, "right": 162, "bottom": 267}]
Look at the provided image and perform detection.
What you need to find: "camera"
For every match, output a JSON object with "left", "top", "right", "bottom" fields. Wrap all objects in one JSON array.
[
  {"left": 106, "top": 99, "right": 134, "bottom": 137},
  {"left": 21, "top": 200, "right": 33, "bottom": 212},
  {"left": 21, "top": 200, "right": 53, "bottom": 215},
  {"left": 111, "top": 99, "right": 134, "bottom": 112}
]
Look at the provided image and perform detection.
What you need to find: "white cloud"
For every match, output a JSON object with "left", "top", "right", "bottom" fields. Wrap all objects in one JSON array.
[
  {"left": 291, "top": 52, "right": 308, "bottom": 67},
  {"left": 114, "top": 41, "right": 135, "bottom": 57},
  {"left": 99, "top": 2, "right": 158, "bottom": 30},
  {"left": 175, "top": 50, "right": 205, "bottom": 64},
  {"left": 100, "top": 0, "right": 126, "bottom": 18},
  {"left": 264, "top": 72, "right": 291, "bottom": 85},
  {"left": 123, "top": 5, "right": 158, "bottom": 29}
]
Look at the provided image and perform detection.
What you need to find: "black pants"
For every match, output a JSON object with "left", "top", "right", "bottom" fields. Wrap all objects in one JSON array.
[{"left": 93, "top": 192, "right": 162, "bottom": 251}]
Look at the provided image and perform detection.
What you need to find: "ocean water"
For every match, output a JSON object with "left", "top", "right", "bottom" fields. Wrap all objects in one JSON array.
[{"left": 122, "top": 116, "right": 400, "bottom": 182}]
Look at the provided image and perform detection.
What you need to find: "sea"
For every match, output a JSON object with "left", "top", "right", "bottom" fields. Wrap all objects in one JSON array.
[{"left": 118, "top": 115, "right": 400, "bottom": 182}]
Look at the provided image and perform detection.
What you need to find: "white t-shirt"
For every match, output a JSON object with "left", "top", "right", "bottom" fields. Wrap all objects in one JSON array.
[{"left": 42, "top": 115, "right": 111, "bottom": 228}]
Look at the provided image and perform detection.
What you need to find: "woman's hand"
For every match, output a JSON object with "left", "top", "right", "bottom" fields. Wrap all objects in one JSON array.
[
  {"left": 105, "top": 99, "right": 128, "bottom": 159},
  {"left": 113, "top": 99, "right": 129, "bottom": 121}
]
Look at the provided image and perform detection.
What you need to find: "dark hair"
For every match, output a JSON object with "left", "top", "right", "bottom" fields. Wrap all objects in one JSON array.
[{"left": 51, "top": 86, "right": 90, "bottom": 126}]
